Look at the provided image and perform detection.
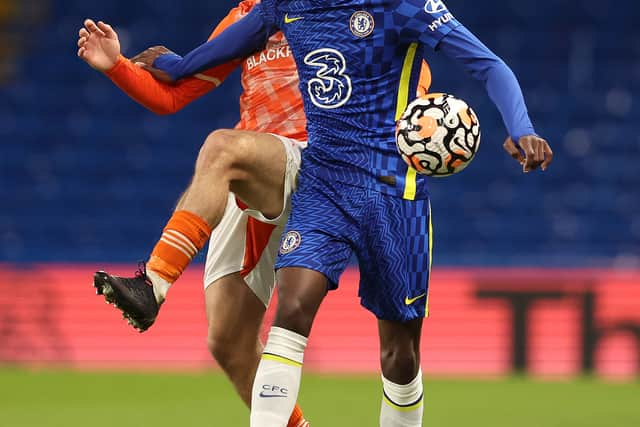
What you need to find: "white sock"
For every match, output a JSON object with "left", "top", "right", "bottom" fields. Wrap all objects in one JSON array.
[
  {"left": 146, "top": 269, "right": 171, "bottom": 304},
  {"left": 380, "top": 369, "right": 424, "bottom": 427},
  {"left": 250, "top": 327, "right": 308, "bottom": 427}
]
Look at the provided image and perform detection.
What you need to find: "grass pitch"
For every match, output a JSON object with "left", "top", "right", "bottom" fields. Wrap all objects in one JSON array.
[{"left": 0, "top": 368, "right": 638, "bottom": 426}]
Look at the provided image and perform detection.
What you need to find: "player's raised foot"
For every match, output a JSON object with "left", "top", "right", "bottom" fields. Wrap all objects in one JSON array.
[{"left": 93, "top": 263, "right": 162, "bottom": 332}]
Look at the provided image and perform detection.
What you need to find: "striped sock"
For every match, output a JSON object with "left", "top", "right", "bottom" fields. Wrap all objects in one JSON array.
[
  {"left": 287, "top": 404, "right": 309, "bottom": 427},
  {"left": 148, "top": 210, "right": 212, "bottom": 284},
  {"left": 380, "top": 369, "right": 424, "bottom": 427}
]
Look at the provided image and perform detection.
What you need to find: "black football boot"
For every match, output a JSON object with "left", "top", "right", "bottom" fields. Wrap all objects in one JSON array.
[{"left": 93, "top": 263, "right": 160, "bottom": 332}]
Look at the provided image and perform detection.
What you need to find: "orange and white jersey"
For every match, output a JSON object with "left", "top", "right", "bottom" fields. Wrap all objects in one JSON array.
[
  {"left": 222, "top": 0, "right": 306, "bottom": 140},
  {"left": 106, "top": 0, "right": 306, "bottom": 141}
]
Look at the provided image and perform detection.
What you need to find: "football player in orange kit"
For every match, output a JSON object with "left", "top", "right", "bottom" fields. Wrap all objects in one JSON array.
[{"left": 77, "top": 2, "right": 309, "bottom": 426}]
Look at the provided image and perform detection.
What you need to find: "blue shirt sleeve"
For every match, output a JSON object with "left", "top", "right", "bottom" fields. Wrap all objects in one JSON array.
[
  {"left": 396, "top": 0, "right": 461, "bottom": 48},
  {"left": 153, "top": 4, "right": 279, "bottom": 81},
  {"left": 437, "top": 25, "right": 536, "bottom": 141}
]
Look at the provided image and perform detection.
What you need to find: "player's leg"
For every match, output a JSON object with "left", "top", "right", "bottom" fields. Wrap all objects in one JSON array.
[
  {"left": 378, "top": 319, "right": 424, "bottom": 427},
  {"left": 179, "top": 129, "right": 288, "bottom": 226},
  {"left": 204, "top": 197, "right": 309, "bottom": 426},
  {"left": 250, "top": 267, "right": 327, "bottom": 427},
  {"left": 146, "top": 130, "right": 288, "bottom": 287},
  {"left": 205, "top": 272, "right": 265, "bottom": 405},
  {"left": 202, "top": 195, "right": 270, "bottom": 405},
  {"left": 205, "top": 278, "right": 308, "bottom": 426},
  {"left": 93, "top": 131, "right": 297, "bottom": 331},
  {"left": 356, "top": 194, "right": 432, "bottom": 427},
  {"left": 250, "top": 177, "right": 355, "bottom": 427}
]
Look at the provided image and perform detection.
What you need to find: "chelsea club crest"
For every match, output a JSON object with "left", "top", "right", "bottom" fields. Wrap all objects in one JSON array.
[
  {"left": 350, "top": 11, "right": 375, "bottom": 38},
  {"left": 280, "top": 231, "right": 302, "bottom": 255}
]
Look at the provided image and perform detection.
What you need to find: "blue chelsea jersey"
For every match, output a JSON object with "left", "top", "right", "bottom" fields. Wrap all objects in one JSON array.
[
  {"left": 258, "top": 0, "right": 461, "bottom": 199},
  {"left": 154, "top": 0, "right": 536, "bottom": 200}
]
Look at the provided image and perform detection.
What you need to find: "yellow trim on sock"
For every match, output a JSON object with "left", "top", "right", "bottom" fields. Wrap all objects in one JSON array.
[
  {"left": 262, "top": 353, "right": 303, "bottom": 368},
  {"left": 383, "top": 395, "right": 424, "bottom": 412}
]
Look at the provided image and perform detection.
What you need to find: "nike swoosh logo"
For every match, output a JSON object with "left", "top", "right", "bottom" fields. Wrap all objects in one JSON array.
[
  {"left": 259, "top": 392, "right": 287, "bottom": 398},
  {"left": 405, "top": 293, "right": 427, "bottom": 305},
  {"left": 284, "top": 14, "right": 304, "bottom": 24}
]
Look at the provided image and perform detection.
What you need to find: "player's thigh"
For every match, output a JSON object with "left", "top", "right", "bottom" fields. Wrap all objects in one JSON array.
[
  {"left": 215, "top": 130, "right": 289, "bottom": 217},
  {"left": 273, "top": 177, "right": 357, "bottom": 335},
  {"left": 273, "top": 267, "right": 330, "bottom": 336},
  {"left": 274, "top": 175, "right": 357, "bottom": 292},
  {"left": 242, "top": 135, "right": 305, "bottom": 226},
  {"left": 357, "top": 194, "right": 432, "bottom": 322}
]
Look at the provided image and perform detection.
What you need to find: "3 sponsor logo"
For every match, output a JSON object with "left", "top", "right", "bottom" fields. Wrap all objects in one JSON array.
[{"left": 304, "top": 48, "right": 353, "bottom": 109}]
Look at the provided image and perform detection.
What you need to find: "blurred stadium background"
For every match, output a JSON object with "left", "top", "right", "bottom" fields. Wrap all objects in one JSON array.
[{"left": 1, "top": 0, "right": 638, "bottom": 425}]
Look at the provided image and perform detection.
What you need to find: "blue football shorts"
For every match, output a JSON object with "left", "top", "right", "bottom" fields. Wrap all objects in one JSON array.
[{"left": 275, "top": 173, "right": 433, "bottom": 322}]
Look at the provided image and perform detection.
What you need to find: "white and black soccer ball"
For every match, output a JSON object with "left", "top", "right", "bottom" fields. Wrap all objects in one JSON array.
[{"left": 396, "top": 93, "right": 481, "bottom": 177}]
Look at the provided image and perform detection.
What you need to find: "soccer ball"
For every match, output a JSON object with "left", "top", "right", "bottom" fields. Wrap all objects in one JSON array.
[{"left": 396, "top": 93, "right": 481, "bottom": 177}]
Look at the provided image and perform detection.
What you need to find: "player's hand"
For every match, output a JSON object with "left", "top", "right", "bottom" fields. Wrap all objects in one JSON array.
[
  {"left": 503, "top": 135, "right": 553, "bottom": 173},
  {"left": 77, "top": 19, "right": 120, "bottom": 72},
  {"left": 130, "top": 46, "right": 176, "bottom": 84}
]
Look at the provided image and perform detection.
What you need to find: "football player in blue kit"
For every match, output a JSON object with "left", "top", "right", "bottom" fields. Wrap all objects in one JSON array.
[{"left": 146, "top": 0, "right": 553, "bottom": 425}]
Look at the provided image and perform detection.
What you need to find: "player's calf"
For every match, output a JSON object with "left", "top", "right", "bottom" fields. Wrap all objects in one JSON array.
[{"left": 378, "top": 318, "right": 424, "bottom": 427}]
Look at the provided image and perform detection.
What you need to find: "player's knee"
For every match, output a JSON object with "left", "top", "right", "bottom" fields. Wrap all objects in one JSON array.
[
  {"left": 197, "top": 129, "right": 240, "bottom": 172},
  {"left": 207, "top": 329, "right": 242, "bottom": 369},
  {"left": 380, "top": 344, "right": 420, "bottom": 384},
  {"left": 274, "top": 299, "right": 315, "bottom": 337}
]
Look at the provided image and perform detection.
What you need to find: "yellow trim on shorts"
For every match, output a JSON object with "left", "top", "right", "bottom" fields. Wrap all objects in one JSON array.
[
  {"left": 403, "top": 168, "right": 417, "bottom": 201},
  {"left": 383, "top": 395, "right": 424, "bottom": 412},
  {"left": 262, "top": 353, "right": 303, "bottom": 368},
  {"left": 426, "top": 201, "right": 433, "bottom": 318},
  {"left": 396, "top": 43, "right": 419, "bottom": 201}
]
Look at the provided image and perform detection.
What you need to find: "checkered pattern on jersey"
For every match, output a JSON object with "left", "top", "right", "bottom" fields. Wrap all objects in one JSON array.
[
  {"left": 257, "top": 0, "right": 459, "bottom": 199},
  {"left": 275, "top": 173, "right": 432, "bottom": 322},
  {"left": 394, "top": 0, "right": 460, "bottom": 47}
]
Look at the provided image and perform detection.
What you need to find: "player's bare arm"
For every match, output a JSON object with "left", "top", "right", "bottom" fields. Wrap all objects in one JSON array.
[{"left": 129, "top": 46, "right": 176, "bottom": 83}]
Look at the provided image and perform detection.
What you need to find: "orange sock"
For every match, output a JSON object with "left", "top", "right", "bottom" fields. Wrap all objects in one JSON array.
[
  {"left": 147, "top": 210, "right": 212, "bottom": 283},
  {"left": 287, "top": 404, "right": 308, "bottom": 427}
]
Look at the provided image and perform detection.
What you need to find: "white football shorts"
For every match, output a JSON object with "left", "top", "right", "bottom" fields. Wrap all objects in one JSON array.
[{"left": 203, "top": 135, "right": 306, "bottom": 306}]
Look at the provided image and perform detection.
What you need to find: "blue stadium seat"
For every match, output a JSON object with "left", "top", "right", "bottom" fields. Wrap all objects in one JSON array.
[{"left": 0, "top": 0, "right": 638, "bottom": 265}]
